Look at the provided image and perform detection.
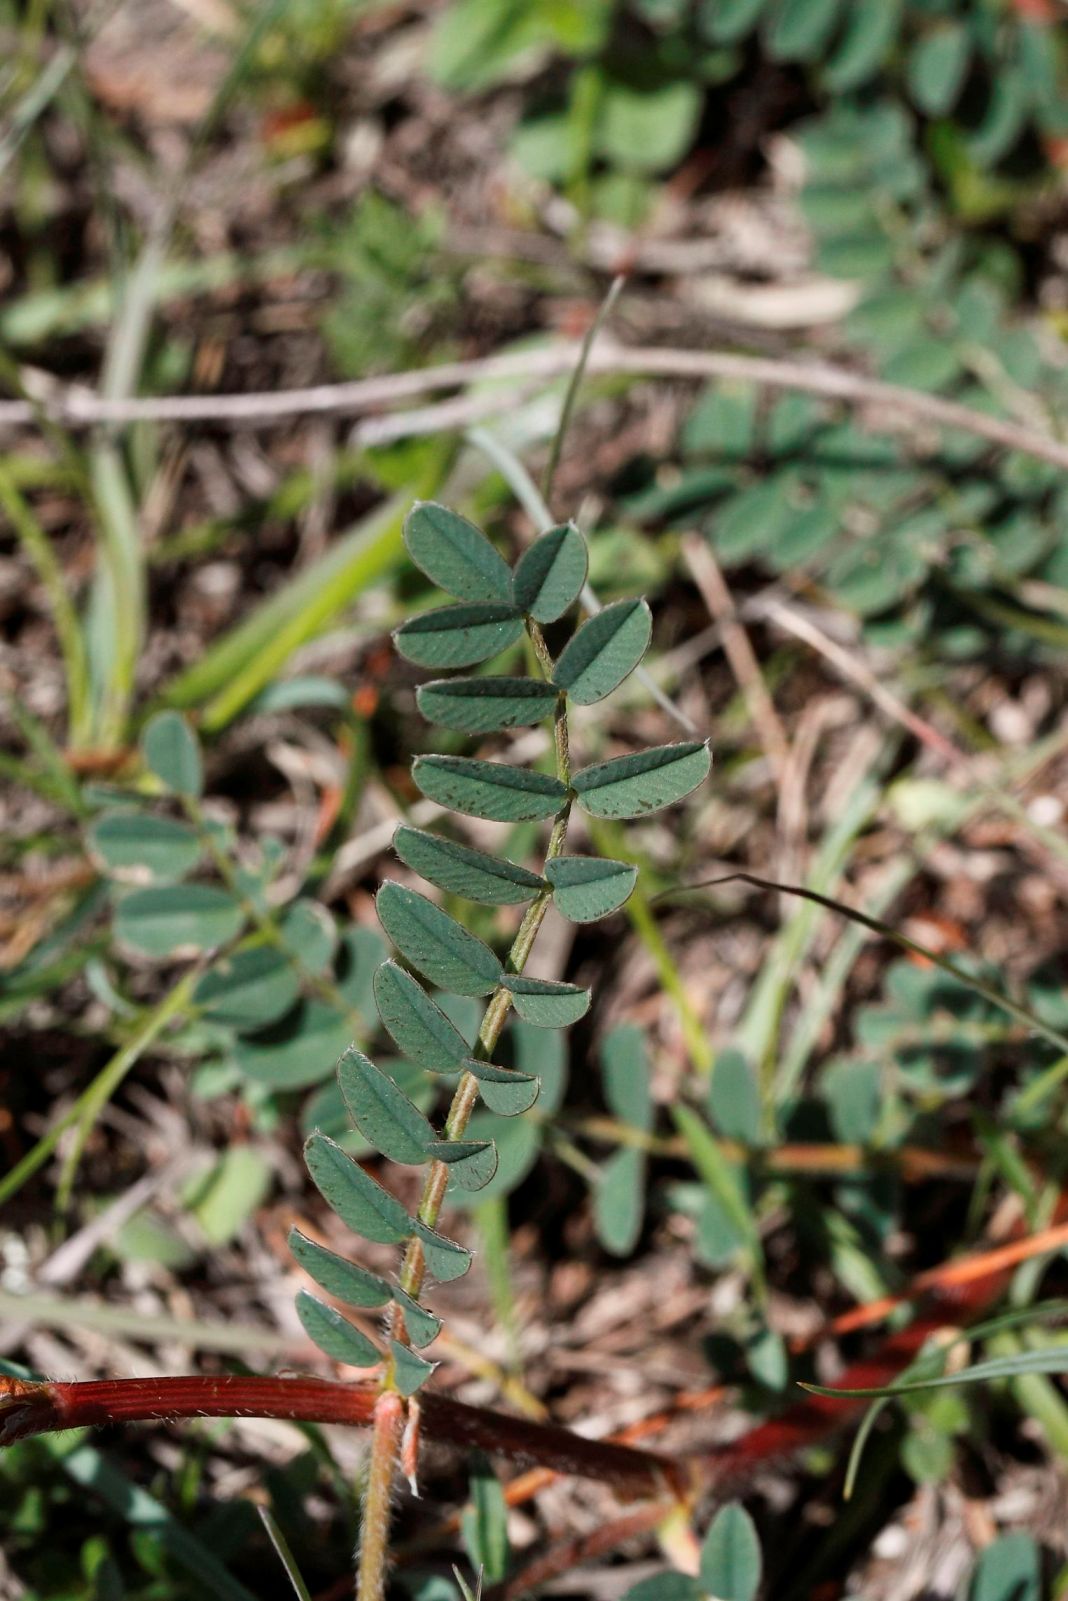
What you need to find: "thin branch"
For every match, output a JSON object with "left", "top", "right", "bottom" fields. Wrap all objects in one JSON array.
[{"left": 4, "top": 343, "right": 1068, "bottom": 475}]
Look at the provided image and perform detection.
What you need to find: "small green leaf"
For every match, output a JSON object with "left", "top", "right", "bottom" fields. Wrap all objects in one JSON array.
[
  {"left": 393, "top": 826, "right": 545, "bottom": 907},
  {"left": 288, "top": 1228, "right": 391, "bottom": 1308},
  {"left": 404, "top": 501, "right": 513, "bottom": 603},
  {"left": 824, "top": 0, "right": 899, "bottom": 90},
  {"left": 416, "top": 676, "right": 558, "bottom": 734},
  {"left": 595, "top": 1146, "right": 646, "bottom": 1257},
  {"left": 413, "top": 1220, "right": 472, "bottom": 1281},
  {"left": 393, "top": 602, "right": 524, "bottom": 669},
  {"left": 970, "top": 1533, "right": 1041, "bottom": 1601},
  {"left": 573, "top": 741, "right": 711, "bottom": 820},
  {"left": 513, "top": 523, "right": 588, "bottom": 622},
  {"left": 391, "top": 1284, "right": 441, "bottom": 1348},
  {"left": 296, "top": 1290, "right": 381, "bottom": 1368},
  {"left": 188, "top": 1146, "right": 271, "bottom": 1246},
  {"left": 546, "top": 855, "right": 637, "bottom": 922},
  {"left": 278, "top": 900, "right": 337, "bottom": 976},
  {"left": 709, "top": 1049, "right": 762, "bottom": 1145},
  {"left": 700, "top": 0, "right": 763, "bottom": 44},
  {"left": 907, "top": 23, "right": 970, "bottom": 116},
  {"left": 304, "top": 1133, "right": 413, "bottom": 1244},
  {"left": 621, "top": 1577, "right": 702, "bottom": 1601},
  {"left": 141, "top": 711, "right": 203, "bottom": 797},
  {"left": 766, "top": 0, "right": 841, "bottom": 62},
  {"left": 461, "top": 1452, "right": 510, "bottom": 1584},
  {"left": 233, "top": 1000, "right": 350, "bottom": 1090},
  {"left": 413, "top": 755, "right": 568, "bottom": 822},
  {"left": 194, "top": 946, "right": 300, "bottom": 1028},
  {"left": 115, "top": 884, "right": 244, "bottom": 958},
  {"left": 373, "top": 961, "right": 470, "bottom": 1073},
  {"left": 390, "top": 1339, "right": 437, "bottom": 1396},
  {"left": 699, "top": 1503, "right": 762, "bottom": 1601},
  {"left": 504, "top": 975, "right": 590, "bottom": 1027},
  {"left": 552, "top": 598, "right": 652, "bottom": 705},
  {"left": 338, "top": 1047, "right": 438, "bottom": 1166},
  {"left": 436, "top": 1138, "right": 499, "bottom": 1192},
  {"left": 467, "top": 1059, "right": 540, "bottom": 1116},
  {"left": 376, "top": 881, "right": 503, "bottom": 996},
  {"left": 88, "top": 812, "right": 201, "bottom": 883},
  {"left": 600, "top": 1024, "right": 653, "bottom": 1132}
]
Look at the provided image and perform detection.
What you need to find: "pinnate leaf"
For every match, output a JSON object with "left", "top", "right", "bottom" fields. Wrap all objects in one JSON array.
[
  {"left": 376, "top": 881, "right": 502, "bottom": 996},
  {"left": 89, "top": 811, "right": 201, "bottom": 883},
  {"left": 304, "top": 1133, "right": 412, "bottom": 1244},
  {"left": 404, "top": 501, "right": 512, "bottom": 603},
  {"left": 573, "top": 741, "right": 711, "bottom": 819},
  {"left": 467, "top": 1059, "right": 540, "bottom": 1116},
  {"left": 545, "top": 855, "right": 637, "bottom": 922},
  {"left": 141, "top": 711, "right": 203, "bottom": 797},
  {"left": 288, "top": 1228, "right": 391, "bottom": 1308},
  {"left": 513, "top": 522, "right": 588, "bottom": 622},
  {"left": 413, "top": 755, "right": 568, "bottom": 822},
  {"left": 393, "top": 602, "right": 524, "bottom": 669},
  {"left": 393, "top": 826, "right": 544, "bottom": 907},
  {"left": 296, "top": 1290, "right": 380, "bottom": 1368},
  {"left": 373, "top": 960, "right": 470, "bottom": 1073},
  {"left": 552, "top": 598, "right": 652, "bottom": 705},
  {"left": 115, "top": 884, "right": 244, "bottom": 958},
  {"left": 417, "top": 676, "right": 558, "bottom": 734},
  {"left": 504, "top": 974, "right": 590, "bottom": 1027},
  {"left": 390, "top": 1339, "right": 437, "bottom": 1396},
  {"left": 338, "top": 1047, "right": 437, "bottom": 1165},
  {"left": 413, "top": 1219, "right": 472, "bottom": 1281}
]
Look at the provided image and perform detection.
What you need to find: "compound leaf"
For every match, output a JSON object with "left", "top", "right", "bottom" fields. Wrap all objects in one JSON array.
[
  {"left": 416, "top": 676, "right": 558, "bottom": 734},
  {"left": 373, "top": 960, "right": 470, "bottom": 1073},
  {"left": 545, "top": 855, "right": 637, "bottom": 922},
  {"left": 573, "top": 741, "right": 711, "bottom": 819},
  {"left": 405, "top": 501, "right": 513, "bottom": 603},
  {"left": 504, "top": 974, "right": 590, "bottom": 1027},
  {"left": 552, "top": 598, "right": 652, "bottom": 705},
  {"left": 513, "top": 522, "right": 588, "bottom": 621},
  {"left": 304, "top": 1133, "right": 413, "bottom": 1244},
  {"left": 377, "top": 881, "right": 502, "bottom": 996},
  {"left": 413, "top": 755, "right": 567, "bottom": 822},
  {"left": 394, "top": 826, "right": 545, "bottom": 907},
  {"left": 288, "top": 1229, "right": 391, "bottom": 1308},
  {"left": 296, "top": 1290, "right": 380, "bottom": 1368},
  {"left": 393, "top": 602, "right": 524, "bottom": 669},
  {"left": 338, "top": 1047, "right": 437, "bottom": 1166}
]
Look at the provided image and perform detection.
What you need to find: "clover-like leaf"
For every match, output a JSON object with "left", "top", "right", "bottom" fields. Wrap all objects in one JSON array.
[
  {"left": 338, "top": 1047, "right": 438, "bottom": 1166},
  {"left": 115, "top": 884, "right": 244, "bottom": 958},
  {"left": 296, "top": 1290, "right": 381, "bottom": 1368},
  {"left": 391, "top": 1285, "right": 441, "bottom": 1349},
  {"left": 572, "top": 741, "right": 711, "bottom": 819},
  {"left": 436, "top": 1138, "right": 499, "bottom": 1191},
  {"left": 413, "top": 1220, "right": 472, "bottom": 1281},
  {"left": 288, "top": 1228, "right": 391, "bottom": 1308},
  {"left": 404, "top": 501, "right": 513, "bottom": 603},
  {"left": 393, "top": 826, "right": 545, "bottom": 907},
  {"left": 393, "top": 602, "right": 524, "bottom": 669},
  {"left": 373, "top": 960, "right": 470, "bottom": 1074},
  {"left": 513, "top": 522, "right": 588, "bottom": 622},
  {"left": 552, "top": 598, "right": 652, "bottom": 705},
  {"left": 390, "top": 1339, "right": 437, "bottom": 1396},
  {"left": 417, "top": 677, "right": 559, "bottom": 734},
  {"left": 304, "top": 1133, "right": 413, "bottom": 1244},
  {"left": 504, "top": 974, "right": 590, "bottom": 1027},
  {"left": 467, "top": 1059, "right": 540, "bottom": 1116},
  {"left": 413, "top": 755, "right": 568, "bottom": 822},
  {"left": 376, "top": 881, "right": 503, "bottom": 996},
  {"left": 544, "top": 855, "right": 637, "bottom": 922},
  {"left": 89, "top": 811, "right": 201, "bottom": 884},
  {"left": 194, "top": 946, "right": 300, "bottom": 1027}
]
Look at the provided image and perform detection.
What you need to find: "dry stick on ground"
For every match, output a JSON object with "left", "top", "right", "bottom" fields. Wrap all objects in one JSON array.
[{"left": 4, "top": 343, "right": 1068, "bottom": 475}]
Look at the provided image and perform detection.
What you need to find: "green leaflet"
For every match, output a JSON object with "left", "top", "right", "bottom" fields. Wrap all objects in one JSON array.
[
  {"left": 390, "top": 1339, "right": 437, "bottom": 1396},
  {"left": 404, "top": 501, "right": 513, "bottom": 603},
  {"left": 141, "top": 711, "right": 203, "bottom": 797},
  {"left": 573, "top": 741, "right": 711, "bottom": 819},
  {"left": 552, "top": 598, "right": 652, "bottom": 705},
  {"left": 391, "top": 1285, "right": 441, "bottom": 1348},
  {"left": 304, "top": 1133, "right": 413, "bottom": 1244},
  {"left": 232, "top": 999, "right": 351, "bottom": 1091},
  {"left": 194, "top": 946, "right": 300, "bottom": 1027},
  {"left": 436, "top": 1138, "right": 500, "bottom": 1191},
  {"left": 466, "top": 1058, "right": 540, "bottom": 1116},
  {"left": 376, "top": 881, "right": 503, "bottom": 996},
  {"left": 413, "top": 1219, "right": 472, "bottom": 1280},
  {"left": 393, "top": 602, "right": 524, "bottom": 669},
  {"left": 288, "top": 1229, "right": 391, "bottom": 1308},
  {"left": 594, "top": 1146, "right": 646, "bottom": 1257},
  {"left": 416, "top": 676, "right": 559, "bottom": 734},
  {"left": 295, "top": 1290, "right": 381, "bottom": 1368},
  {"left": 600, "top": 1024, "right": 653, "bottom": 1133},
  {"left": 89, "top": 811, "right": 201, "bottom": 883},
  {"left": 544, "top": 855, "right": 637, "bottom": 922},
  {"left": 504, "top": 975, "right": 591, "bottom": 1027},
  {"left": 699, "top": 1503, "right": 762, "bottom": 1601},
  {"left": 338, "top": 1047, "right": 437, "bottom": 1166},
  {"left": 412, "top": 755, "right": 568, "bottom": 822},
  {"left": 513, "top": 522, "right": 588, "bottom": 622},
  {"left": 373, "top": 960, "right": 470, "bottom": 1073},
  {"left": 114, "top": 884, "right": 244, "bottom": 959},
  {"left": 393, "top": 826, "right": 545, "bottom": 906}
]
